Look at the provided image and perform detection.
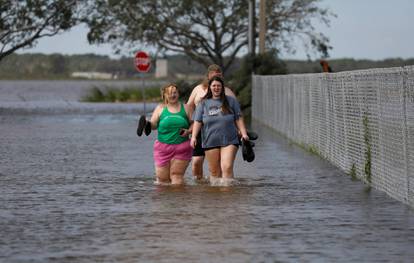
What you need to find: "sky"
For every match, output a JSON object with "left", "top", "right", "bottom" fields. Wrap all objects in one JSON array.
[{"left": 17, "top": 0, "right": 414, "bottom": 60}]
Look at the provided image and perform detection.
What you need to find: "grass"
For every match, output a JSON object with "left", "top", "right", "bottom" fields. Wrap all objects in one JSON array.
[
  {"left": 349, "top": 163, "right": 358, "bottom": 181},
  {"left": 363, "top": 114, "right": 372, "bottom": 184},
  {"left": 308, "top": 145, "right": 321, "bottom": 156},
  {"left": 81, "top": 85, "right": 162, "bottom": 103}
]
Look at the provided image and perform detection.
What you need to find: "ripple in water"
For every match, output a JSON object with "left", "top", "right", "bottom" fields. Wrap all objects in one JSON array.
[{"left": 1, "top": 113, "right": 414, "bottom": 262}]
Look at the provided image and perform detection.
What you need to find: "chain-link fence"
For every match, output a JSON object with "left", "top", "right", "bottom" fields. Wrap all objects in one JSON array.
[{"left": 252, "top": 66, "right": 414, "bottom": 206}]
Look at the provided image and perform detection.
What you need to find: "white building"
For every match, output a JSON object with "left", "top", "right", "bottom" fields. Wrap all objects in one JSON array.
[
  {"left": 155, "top": 59, "right": 168, "bottom": 78},
  {"left": 71, "top": 72, "right": 117, "bottom": 79}
]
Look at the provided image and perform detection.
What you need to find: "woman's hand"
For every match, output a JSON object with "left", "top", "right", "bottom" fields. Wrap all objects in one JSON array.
[
  {"left": 179, "top": 128, "right": 190, "bottom": 138},
  {"left": 241, "top": 133, "right": 249, "bottom": 142},
  {"left": 191, "top": 121, "right": 202, "bottom": 148},
  {"left": 190, "top": 136, "right": 197, "bottom": 149}
]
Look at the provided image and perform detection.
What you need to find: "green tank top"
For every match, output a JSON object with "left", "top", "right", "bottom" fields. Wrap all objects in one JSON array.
[{"left": 157, "top": 102, "right": 190, "bottom": 144}]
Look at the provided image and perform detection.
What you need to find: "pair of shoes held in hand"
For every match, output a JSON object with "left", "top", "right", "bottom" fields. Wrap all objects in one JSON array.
[
  {"left": 242, "top": 131, "right": 258, "bottom": 163},
  {"left": 137, "top": 115, "right": 151, "bottom": 137}
]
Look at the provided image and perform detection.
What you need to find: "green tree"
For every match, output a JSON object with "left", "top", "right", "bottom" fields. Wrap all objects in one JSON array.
[
  {"left": 229, "top": 49, "right": 287, "bottom": 121},
  {"left": 85, "top": 0, "right": 334, "bottom": 73},
  {"left": 0, "top": 0, "right": 82, "bottom": 62}
]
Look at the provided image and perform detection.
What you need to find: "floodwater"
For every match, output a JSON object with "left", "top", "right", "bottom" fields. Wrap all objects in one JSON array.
[
  {"left": 1, "top": 81, "right": 414, "bottom": 262},
  {"left": 0, "top": 80, "right": 165, "bottom": 102}
]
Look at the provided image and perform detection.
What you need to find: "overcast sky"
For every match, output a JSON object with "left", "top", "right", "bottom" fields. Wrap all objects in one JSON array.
[{"left": 17, "top": 0, "right": 414, "bottom": 60}]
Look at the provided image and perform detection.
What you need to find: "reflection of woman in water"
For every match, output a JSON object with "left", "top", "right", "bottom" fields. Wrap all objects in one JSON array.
[
  {"left": 191, "top": 76, "right": 249, "bottom": 184},
  {"left": 147, "top": 84, "right": 193, "bottom": 185}
]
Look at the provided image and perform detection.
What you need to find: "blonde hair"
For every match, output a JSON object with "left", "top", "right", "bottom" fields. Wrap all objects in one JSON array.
[
  {"left": 160, "top": 83, "right": 179, "bottom": 104},
  {"left": 202, "top": 64, "right": 222, "bottom": 87}
]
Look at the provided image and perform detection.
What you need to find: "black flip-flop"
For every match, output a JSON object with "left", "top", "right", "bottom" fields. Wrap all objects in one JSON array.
[
  {"left": 144, "top": 121, "right": 151, "bottom": 136},
  {"left": 137, "top": 115, "right": 146, "bottom": 137},
  {"left": 247, "top": 131, "right": 258, "bottom": 141},
  {"left": 242, "top": 139, "right": 255, "bottom": 162}
]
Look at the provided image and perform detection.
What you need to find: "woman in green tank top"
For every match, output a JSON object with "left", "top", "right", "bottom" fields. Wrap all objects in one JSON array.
[{"left": 145, "top": 84, "right": 193, "bottom": 185}]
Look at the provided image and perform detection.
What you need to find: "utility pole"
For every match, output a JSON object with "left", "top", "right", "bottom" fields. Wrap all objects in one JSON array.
[
  {"left": 248, "top": 0, "right": 256, "bottom": 56},
  {"left": 259, "top": 0, "right": 266, "bottom": 54}
]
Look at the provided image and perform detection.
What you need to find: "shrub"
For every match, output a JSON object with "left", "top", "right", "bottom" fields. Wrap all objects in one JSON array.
[
  {"left": 82, "top": 85, "right": 162, "bottom": 102},
  {"left": 229, "top": 50, "right": 287, "bottom": 122}
]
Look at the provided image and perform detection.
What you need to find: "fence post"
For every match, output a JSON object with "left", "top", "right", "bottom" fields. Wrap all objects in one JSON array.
[{"left": 402, "top": 67, "right": 410, "bottom": 203}]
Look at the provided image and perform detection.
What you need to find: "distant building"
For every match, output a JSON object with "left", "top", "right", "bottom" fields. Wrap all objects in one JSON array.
[
  {"left": 155, "top": 59, "right": 168, "bottom": 78},
  {"left": 71, "top": 72, "right": 117, "bottom": 79},
  {"left": 174, "top": 73, "right": 204, "bottom": 80}
]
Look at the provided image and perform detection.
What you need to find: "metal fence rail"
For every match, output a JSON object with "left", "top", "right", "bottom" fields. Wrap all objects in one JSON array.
[{"left": 252, "top": 66, "right": 414, "bottom": 206}]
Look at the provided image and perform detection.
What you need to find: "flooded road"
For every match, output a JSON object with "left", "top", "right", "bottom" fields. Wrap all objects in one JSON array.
[
  {"left": 1, "top": 112, "right": 414, "bottom": 263},
  {"left": 0, "top": 80, "right": 165, "bottom": 102},
  {"left": 1, "top": 81, "right": 414, "bottom": 262},
  {"left": 0, "top": 80, "right": 158, "bottom": 115}
]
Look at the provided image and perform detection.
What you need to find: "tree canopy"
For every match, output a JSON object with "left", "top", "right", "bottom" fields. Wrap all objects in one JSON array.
[
  {"left": 0, "top": 0, "right": 82, "bottom": 62},
  {"left": 85, "top": 0, "right": 334, "bottom": 73}
]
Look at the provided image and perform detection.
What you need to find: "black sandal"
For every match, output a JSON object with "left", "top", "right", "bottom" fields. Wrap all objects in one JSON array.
[
  {"left": 247, "top": 131, "right": 258, "bottom": 141},
  {"left": 242, "top": 139, "right": 255, "bottom": 162},
  {"left": 137, "top": 115, "right": 146, "bottom": 137},
  {"left": 144, "top": 121, "right": 151, "bottom": 136}
]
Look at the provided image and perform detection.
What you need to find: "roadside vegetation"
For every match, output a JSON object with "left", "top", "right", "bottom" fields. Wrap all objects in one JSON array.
[
  {"left": 81, "top": 80, "right": 196, "bottom": 103},
  {"left": 81, "top": 86, "right": 162, "bottom": 103},
  {"left": 1, "top": 53, "right": 413, "bottom": 80}
]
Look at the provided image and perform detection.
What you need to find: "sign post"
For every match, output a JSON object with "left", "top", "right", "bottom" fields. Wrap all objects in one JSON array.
[{"left": 134, "top": 51, "right": 151, "bottom": 114}]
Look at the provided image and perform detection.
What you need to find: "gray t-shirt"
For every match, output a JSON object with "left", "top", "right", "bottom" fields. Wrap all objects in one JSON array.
[{"left": 193, "top": 96, "right": 242, "bottom": 148}]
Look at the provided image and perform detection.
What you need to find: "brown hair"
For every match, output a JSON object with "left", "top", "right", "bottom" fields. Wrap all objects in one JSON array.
[
  {"left": 161, "top": 83, "right": 178, "bottom": 105},
  {"left": 203, "top": 76, "right": 232, "bottom": 114}
]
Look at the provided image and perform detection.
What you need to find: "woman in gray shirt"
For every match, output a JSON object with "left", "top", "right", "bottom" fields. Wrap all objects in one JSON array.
[{"left": 191, "top": 76, "right": 249, "bottom": 184}]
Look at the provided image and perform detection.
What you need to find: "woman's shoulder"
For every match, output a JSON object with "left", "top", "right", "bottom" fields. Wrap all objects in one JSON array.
[
  {"left": 224, "top": 87, "right": 236, "bottom": 97},
  {"left": 156, "top": 103, "right": 165, "bottom": 109},
  {"left": 225, "top": 95, "right": 237, "bottom": 103},
  {"left": 154, "top": 103, "right": 166, "bottom": 113},
  {"left": 194, "top": 83, "right": 205, "bottom": 91},
  {"left": 197, "top": 98, "right": 208, "bottom": 105}
]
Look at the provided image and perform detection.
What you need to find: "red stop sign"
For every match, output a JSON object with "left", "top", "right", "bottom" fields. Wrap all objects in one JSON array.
[{"left": 134, "top": 51, "right": 151, "bottom": 72}]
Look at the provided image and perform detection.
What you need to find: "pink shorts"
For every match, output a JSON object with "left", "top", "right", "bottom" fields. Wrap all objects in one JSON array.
[{"left": 153, "top": 140, "right": 192, "bottom": 167}]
